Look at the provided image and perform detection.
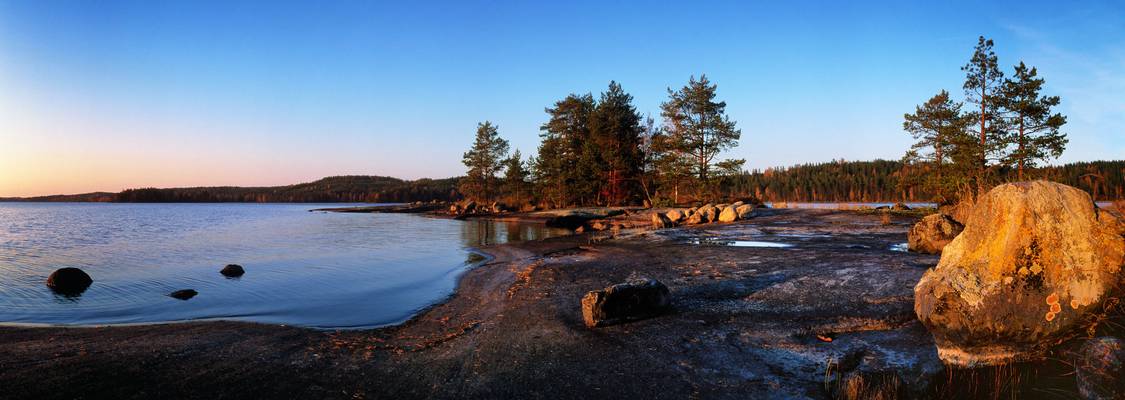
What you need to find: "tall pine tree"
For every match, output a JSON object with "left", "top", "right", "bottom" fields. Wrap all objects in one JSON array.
[
  {"left": 903, "top": 90, "right": 972, "bottom": 202},
  {"left": 961, "top": 36, "right": 1009, "bottom": 197},
  {"left": 1001, "top": 61, "right": 1067, "bottom": 179},
  {"left": 589, "top": 81, "right": 645, "bottom": 205},
  {"left": 660, "top": 75, "right": 743, "bottom": 200},
  {"left": 461, "top": 121, "right": 509, "bottom": 201}
]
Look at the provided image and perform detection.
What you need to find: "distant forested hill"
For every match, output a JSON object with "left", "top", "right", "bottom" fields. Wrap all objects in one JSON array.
[
  {"left": 112, "top": 176, "right": 462, "bottom": 203},
  {"left": 727, "top": 160, "right": 1124, "bottom": 203}
]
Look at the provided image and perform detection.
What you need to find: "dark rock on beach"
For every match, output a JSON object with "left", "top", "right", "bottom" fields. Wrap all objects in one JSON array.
[
  {"left": 581, "top": 277, "right": 671, "bottom": 328},
  {"left": 169, "top": 289, "right": 198, "bottom": 300},
  {"left": 220, "top": 264, "right": 245, "bottom": 278},
  {"left": 46, "top": 267, "right": 93, "bottom": 295}
]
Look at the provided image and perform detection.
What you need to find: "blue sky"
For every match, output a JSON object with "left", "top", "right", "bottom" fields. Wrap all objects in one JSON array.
[{"left": 1, "top": 1, "right": 1122, "bottom": 196}]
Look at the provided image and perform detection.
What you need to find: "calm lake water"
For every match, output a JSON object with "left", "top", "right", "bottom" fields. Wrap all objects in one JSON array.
[{"left": 0, "top": 203, "right": 569, "bottom": 329}]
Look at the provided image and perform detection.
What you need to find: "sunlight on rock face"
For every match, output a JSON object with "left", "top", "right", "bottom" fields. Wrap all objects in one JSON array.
[{"left": 914, "top": 181, "right": 1125, "bottom": 367}]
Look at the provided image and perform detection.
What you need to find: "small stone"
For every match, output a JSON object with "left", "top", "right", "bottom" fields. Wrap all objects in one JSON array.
[
  {"left": 220, "top": 264, "right": 245, "bottom": 278},
  {"left": 169, "top": 289, "right": 198, "bottom": 300}
]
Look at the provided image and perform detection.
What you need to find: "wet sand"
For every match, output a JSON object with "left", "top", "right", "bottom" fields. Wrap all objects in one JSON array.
[{"left": 0, "top": 209, "right": 1085, "bottom": 399}]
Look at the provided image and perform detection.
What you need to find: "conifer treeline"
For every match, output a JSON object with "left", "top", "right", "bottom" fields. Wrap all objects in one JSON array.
[
  {"left": 113, "top": 176, "right": 460, "bottom": 203},
  {"left": 727, "top": 160, "right": 1124, "bottom": 203}
]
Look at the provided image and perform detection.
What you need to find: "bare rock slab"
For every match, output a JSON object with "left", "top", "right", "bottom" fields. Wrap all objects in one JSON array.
[
  {"left": 581, "top": 278, "right": 671, "bottom": 328},
  {"left": 914, "top": 181, "right": 1125, "bottom": 367}
]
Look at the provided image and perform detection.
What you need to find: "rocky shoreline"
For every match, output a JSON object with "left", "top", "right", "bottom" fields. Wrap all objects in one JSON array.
[{"left": 0, "top": 208, "right": 1116, "bottom": 399}]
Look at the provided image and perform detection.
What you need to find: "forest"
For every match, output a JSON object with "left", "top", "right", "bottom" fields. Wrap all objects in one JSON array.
[{"left": 457, "top": 36, "right": 1122, "bottom": 207}]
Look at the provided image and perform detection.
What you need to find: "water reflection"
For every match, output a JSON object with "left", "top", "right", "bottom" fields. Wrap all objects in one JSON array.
[{"left": 0, "top": 203, "right": 570, "bottom": 329}]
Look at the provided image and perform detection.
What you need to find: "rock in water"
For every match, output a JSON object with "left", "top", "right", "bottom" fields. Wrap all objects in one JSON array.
[
  {"left": 1076, "top": 337, "right": 1125, "bottom": 400},
  {"left": 46, "top": 267, "right": 93, "bottom": 295},
  {"left": 220, "top": 264, "right": 245, "bottom": 278},
  {"left": 169, "top": 289, "right": 198, "bottom": 300},
  {"left": 651, "top": 212, "right": 673, "bottom": 229},
  {"left": 581, "top": 278, "right": 671, "bottom": 328},
  {"left": 893, "top": 202, "right": 911, "bottom": 211},
  {"left": 718, "top": 206, "right": 738, "bottom": 223},
  {"left": 685, "top": 212, "right": 704, "bottom": 225},
  {"left": 914, "top": 181, "right": 1125, "bottom": 367},
  {"left": 907, "top": 214, "right": 964, "bottom": 254}
]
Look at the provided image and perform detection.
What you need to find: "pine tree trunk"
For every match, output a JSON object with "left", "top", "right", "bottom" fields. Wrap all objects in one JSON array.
[{"left": 1018, "top": 119, "right": 1025, "bottom": 180}]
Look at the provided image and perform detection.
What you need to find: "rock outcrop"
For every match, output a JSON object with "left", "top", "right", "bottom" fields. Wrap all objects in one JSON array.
[
  {"left": 914, "top": 181, "right": 1125, "bottom": 366},
  {"left": 907, "top": 214, "right": 964, "bottom": 254},
  {"left": 220, "top": 264, "right": 245, "bottom": 278},
  {"left": 581, "top": 278, "right": 671, "bottom": 328},
  {"left": 46, "top": 267, "right": 93, "bottom": 295}
]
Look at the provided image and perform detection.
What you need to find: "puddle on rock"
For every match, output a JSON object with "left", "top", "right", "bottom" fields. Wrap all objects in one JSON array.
[
  {"left": 688, "top": 238, "right": 795, "bottom": 248},
  {"left": 890, "top": 243, "right": 909, "bottom": 252}
]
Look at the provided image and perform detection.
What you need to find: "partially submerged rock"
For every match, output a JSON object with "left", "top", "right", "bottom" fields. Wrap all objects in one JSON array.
[
  {"left": 220, "top": 264, "right": 245, "bottom": 278},
  {"left": 581, "top": 277, "right": 671, "bottom": 328},
  {"left": 169, "top": 289, "right": 198, "bottom": 300},
  {"left": 907, "top": 214, "right": 963, "bottom": 254},
  {"left": 651, "top": 212, "right": 673, "bottom": 229},
  {"left": 914, "top": 181, "right": 1125, "bottom": 367},
  {"left": 46, "top": 267, "right": 93, "bottom": 295},
  {"left": 892, "top": 202, "right": 911, "bottom": 211},
  {"left": 1076, "top": 337, "right": 1125, "bottom": 400}
]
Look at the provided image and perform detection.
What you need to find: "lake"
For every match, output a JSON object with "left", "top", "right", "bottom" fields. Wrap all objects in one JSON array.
[{"left": 0, "top": 203, "right": 569, "bottom": 329}]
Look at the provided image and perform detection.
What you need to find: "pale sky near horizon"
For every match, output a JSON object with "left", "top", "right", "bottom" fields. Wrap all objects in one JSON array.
[{"left": 1, "top": 1, "right": 1123, "bottom": 197}]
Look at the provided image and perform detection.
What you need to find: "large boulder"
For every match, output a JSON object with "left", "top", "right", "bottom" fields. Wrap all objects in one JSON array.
[
  {"left": 907, "top": 214, "right": 964, "bottom": 254},
  {"left": 1076, "top": 337, "right": 1125, "bottom": 400},
  {"left": 718, "top": 206, "right": 738, "bottom": 223},
  {"left": 736, "top": 204, "right": 755, "bottom": 219},
  {"left": 665, "top": 209, "right": 685, "bottom": 223},
  {"left": 46, "top": 267, "right": 93, "bottom": 295},
  {"left": 581, "top": 278, "right": 671, "bottom": 328},
  {"left": 938, "top": 201, "right": 974, "bottom": 224},
  {"left": 701, "top": 206, "right": 719, "bottom": 223},
  {"left": 914, "top": 181, "right": 1125, "bottom": 367},
  {"left": 546, "top": 215, "right": 591, "bottom": 230},
  {"left": 685, "top": 212, "right": 704, "bottom": 225}
]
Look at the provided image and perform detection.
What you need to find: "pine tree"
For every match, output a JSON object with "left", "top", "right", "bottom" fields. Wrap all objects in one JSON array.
[
  {"left": 660, "top": 75, "right": 743, "bottom": 199},
  {"left": 502, "top": 150, "right": 530, "bottom": 205},
  {"left": 961, "top": 36, "right": 1009, "bottom": 197},
  {"left": 902, "top": 90, "right": 972, "bottom": 202},
  {"left": 589, "top": 81, "right": 645, "bottom": 205},
  {"left": 461, "top": 121, "right": 509, "bottom": 201},
  {"left": 536, "top": 93, "right": 596, "bottom": 206},
  {"left": 1001, "top": 62, "right": 1067, "bottom": 179}
]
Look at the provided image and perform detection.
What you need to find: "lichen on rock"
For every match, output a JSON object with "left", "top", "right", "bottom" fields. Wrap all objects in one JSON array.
[{"left": 913, "top": 181, "right": 1125, "bottom": 367}]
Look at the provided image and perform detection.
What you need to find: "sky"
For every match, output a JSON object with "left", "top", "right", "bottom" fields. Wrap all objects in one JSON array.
[{"left": 1, "top": 1, "right": 1122, "bottom": 197}]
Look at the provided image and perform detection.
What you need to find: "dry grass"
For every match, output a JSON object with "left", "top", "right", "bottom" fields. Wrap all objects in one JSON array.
[{"left": 1114, "top": 199, "right": 1125, "bottom": 212}]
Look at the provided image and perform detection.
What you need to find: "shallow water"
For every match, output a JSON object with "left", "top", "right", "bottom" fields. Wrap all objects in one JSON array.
[{"left": 0, "top": 203, "right": 568, "bottom": 329}]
